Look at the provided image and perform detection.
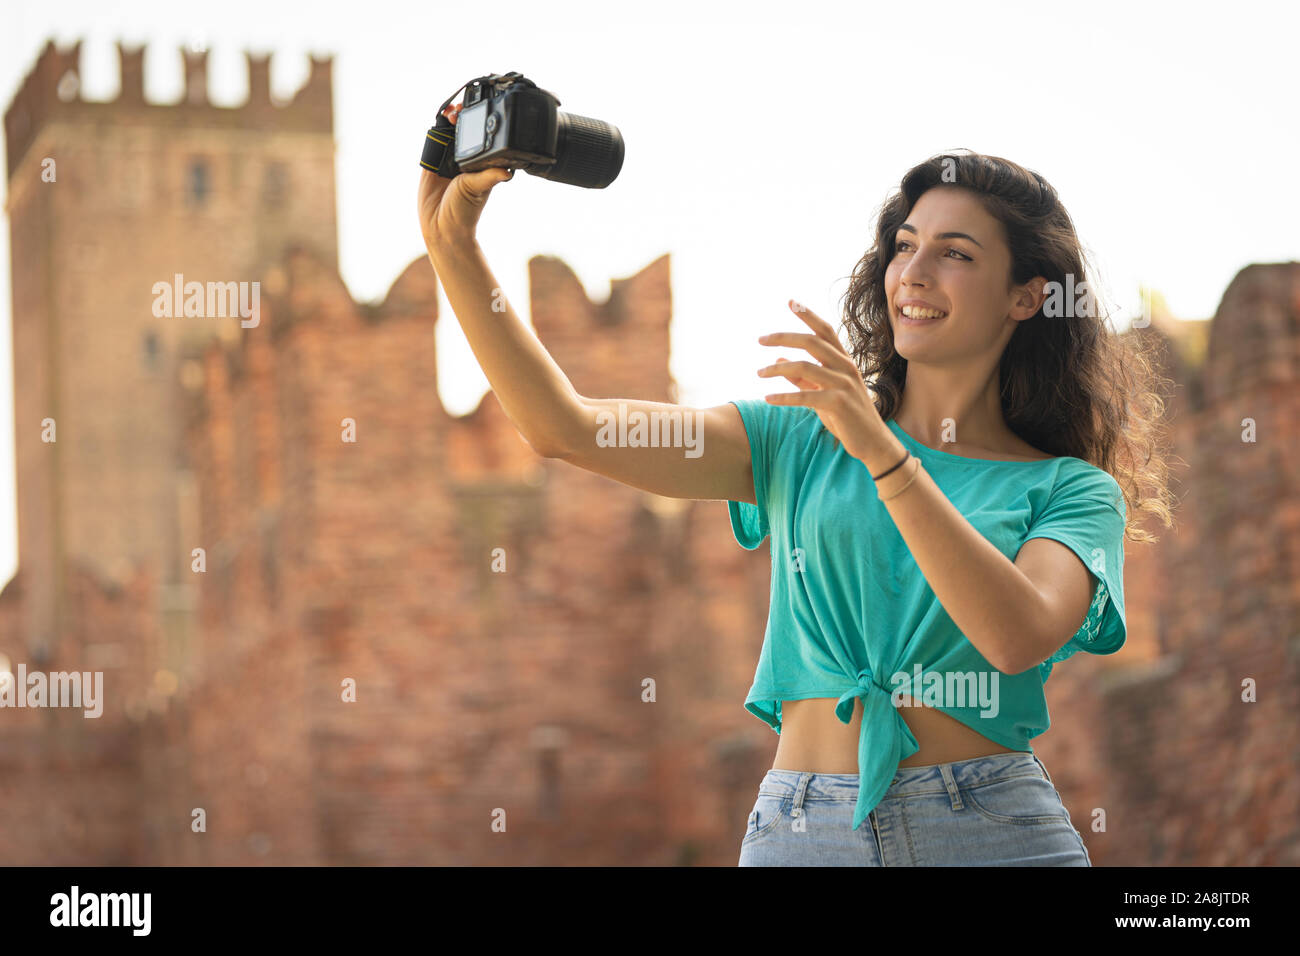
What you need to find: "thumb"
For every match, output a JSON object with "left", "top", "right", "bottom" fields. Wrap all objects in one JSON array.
[{"left": 467, "top": 166, "right": 514, "bottom": 191}]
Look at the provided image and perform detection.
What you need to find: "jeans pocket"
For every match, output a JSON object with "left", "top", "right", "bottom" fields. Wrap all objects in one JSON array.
[
  {"left": 963, "top": 773, "right": 1072, "bottom": 826},
  {"left": 742, "top": 792, "right": 788, "bottom": 844}
]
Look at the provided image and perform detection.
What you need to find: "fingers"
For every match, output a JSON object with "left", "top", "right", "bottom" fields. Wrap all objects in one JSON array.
[
  {"left": 421, "top": 164, "right": 509, "bottom": 203},
  {"left": 761, "top": 331, "right": 854, "bottom": 375},
  {"left": 418, "top": 167, "right": 438, "bottom": 197},
  {"left": 788, "top": 299, "right": 840, "bottom": 344},
  {"left": 763, "top": 300, "right": 859, "bottom": 376},
  {"left": 788, "top": 300, "right": 853, "bottom": 361},
  {"left": 760, "top": 358, "right": 834, "bottom": 389},
  {"left": 418, "top": 167, "right": 450, "bottom": 219},
  {"left": 773, "top": 356, "right": 809, "bottom": 387}
]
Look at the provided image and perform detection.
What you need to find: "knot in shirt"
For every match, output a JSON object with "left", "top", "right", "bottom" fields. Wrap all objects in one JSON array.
[
  {"left": 834, "top": 665, "right": 892, "bottom": 725},
  {"left": 834, "top": 665, "right": 921, "bottom": 832}
]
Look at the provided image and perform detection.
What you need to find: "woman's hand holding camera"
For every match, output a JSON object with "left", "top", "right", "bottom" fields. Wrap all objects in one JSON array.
[{"left": 418, "top": 104, "right": 515, "bottom": 256}]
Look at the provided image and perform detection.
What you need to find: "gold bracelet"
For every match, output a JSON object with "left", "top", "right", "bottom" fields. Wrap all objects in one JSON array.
[{"left": 878, "top": 456, "right": 921, "bottom": 502}]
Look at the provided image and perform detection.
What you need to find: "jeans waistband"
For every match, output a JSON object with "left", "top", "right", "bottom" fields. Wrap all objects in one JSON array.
[{"left": 760, "top": 750, "right": 1046, "bottom": 800}]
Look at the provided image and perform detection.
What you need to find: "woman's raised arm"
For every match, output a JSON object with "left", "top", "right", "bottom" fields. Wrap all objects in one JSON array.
[
  {"left": 418, "top": 106, "right": 754, "bottom": 504},
  {"left": 549, "top": 398, "right": 754, "bottom": 503}
]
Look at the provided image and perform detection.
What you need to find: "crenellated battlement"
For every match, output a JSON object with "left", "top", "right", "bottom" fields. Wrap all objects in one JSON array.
[
  {"left": 178, "top": 247, "right": 676, "bottom": 465},
  {"left": 4, "top": 38, "right": 334, "bottom": 182}
]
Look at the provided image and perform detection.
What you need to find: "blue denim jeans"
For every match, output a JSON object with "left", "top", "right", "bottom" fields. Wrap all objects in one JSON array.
[{"left": 738, "top": 751, "right": 1092, "bottom": 866}]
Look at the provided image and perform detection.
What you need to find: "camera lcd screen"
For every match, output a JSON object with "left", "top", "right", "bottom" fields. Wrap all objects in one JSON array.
[{"left": 454, "top": 101, "right": 489, "bottom": 160}]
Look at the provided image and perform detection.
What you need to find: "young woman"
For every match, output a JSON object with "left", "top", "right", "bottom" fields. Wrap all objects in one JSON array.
[{"left": 418, "top": 132, "right": 1175, "bottom": 866}]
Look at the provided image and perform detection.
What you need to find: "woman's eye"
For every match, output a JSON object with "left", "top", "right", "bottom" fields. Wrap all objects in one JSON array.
[{"left": 894, "top": 240, "right": 971, "bottom": 261}]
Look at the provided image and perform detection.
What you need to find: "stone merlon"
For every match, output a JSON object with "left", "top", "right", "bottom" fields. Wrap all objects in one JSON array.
[{"left": 4, "top": 38, "right": 335, "bottom": 182}]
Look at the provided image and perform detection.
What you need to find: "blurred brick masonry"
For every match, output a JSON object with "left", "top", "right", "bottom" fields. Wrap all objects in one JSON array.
[{"left": 1, "top": 40, "right": 1296, "bottom": 866}]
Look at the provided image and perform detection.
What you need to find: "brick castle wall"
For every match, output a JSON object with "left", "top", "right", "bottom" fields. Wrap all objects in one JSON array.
[{"left": 1031, "top": 265, "right": 1300, "bottom": 865}]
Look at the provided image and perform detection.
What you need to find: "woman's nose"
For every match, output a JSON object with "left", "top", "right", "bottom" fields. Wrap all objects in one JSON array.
[{"left": 898, "top": 254, "right": 933, "bottom": 286}]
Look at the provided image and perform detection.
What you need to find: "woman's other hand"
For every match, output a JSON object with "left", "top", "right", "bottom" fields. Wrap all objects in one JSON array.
[{"left": 757, "top": 300, "right": 889, "bottom": 462}]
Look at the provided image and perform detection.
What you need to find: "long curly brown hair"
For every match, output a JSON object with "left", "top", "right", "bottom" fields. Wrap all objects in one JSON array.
[{"left": 839, "top": 150, "right": 1176, "bottom": 543}]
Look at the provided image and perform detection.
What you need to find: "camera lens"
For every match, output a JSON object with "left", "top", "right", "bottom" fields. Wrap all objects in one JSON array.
[{"left": 539, "top": 112, "right": 625, "bottom": 189}]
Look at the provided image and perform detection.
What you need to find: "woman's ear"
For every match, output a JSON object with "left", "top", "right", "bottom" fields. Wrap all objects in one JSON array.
[{"left": 1010, "top": 276, "right": 1049, "bottom": 322}]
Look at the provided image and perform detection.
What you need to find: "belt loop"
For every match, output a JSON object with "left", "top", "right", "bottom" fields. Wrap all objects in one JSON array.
[
  {"left": 791, "top": 772, "right": 811, "bottom": 817},
  {"left": 1032, "top": 754, "right": 1053, "bottom": 783},
  {"left": 940, "top": 762, "right": 963, "bottom": 810}
]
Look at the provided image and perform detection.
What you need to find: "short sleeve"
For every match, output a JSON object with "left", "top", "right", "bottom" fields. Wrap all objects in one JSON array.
[
  {"left": 1022, "top": 464, "right": 1128, "bottom": 678},
  {"left": 725, "top": 397, "right": 793, "bottom": 550}
]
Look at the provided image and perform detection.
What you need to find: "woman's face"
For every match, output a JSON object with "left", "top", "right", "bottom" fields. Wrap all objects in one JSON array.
[{"left": 884, "top": 185, "right": 1032, "bottom": 363}]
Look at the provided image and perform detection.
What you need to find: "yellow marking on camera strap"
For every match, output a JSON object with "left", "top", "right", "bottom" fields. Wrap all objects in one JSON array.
[{"left": 420, "top": 129, "right": 454, "bottom": 172}]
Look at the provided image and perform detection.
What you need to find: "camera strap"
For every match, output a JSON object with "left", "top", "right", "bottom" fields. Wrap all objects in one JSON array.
[{"left": 419, "top": 117, "right": 456, "bottom": 176}]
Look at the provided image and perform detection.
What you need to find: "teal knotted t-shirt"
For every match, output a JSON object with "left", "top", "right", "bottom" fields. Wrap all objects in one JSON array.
[{"left": 725, "top": 398, "right": 1128, "bottom": 832}]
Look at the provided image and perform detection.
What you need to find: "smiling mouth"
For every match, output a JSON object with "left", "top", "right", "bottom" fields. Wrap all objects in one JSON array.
[{"left": 897, "top": 306, "right": 949, "bottom": 323}]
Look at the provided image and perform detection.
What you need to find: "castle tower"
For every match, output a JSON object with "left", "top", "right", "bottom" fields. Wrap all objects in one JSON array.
[{"left": 3, "top": 39, "right": 338, "bottom": 662}]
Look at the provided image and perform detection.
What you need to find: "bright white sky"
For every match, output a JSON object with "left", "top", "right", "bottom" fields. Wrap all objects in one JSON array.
[{"left": 0, "top": 0, "right": 1297, "bottom": 585}]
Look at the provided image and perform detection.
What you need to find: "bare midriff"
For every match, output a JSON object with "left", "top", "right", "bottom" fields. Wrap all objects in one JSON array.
[{"left": 772, "top": 695, "right": 1020, "bottom": 772}]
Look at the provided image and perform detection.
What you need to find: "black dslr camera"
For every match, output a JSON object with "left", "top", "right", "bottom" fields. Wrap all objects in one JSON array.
[{"left": 420, "top": 72, "right": 624, "bottom": 189}]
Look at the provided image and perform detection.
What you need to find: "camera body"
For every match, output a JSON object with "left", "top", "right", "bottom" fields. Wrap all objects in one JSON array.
[
  {"left": 453, "top": 74, "right": 559, "bottom": 173},
  {"left": 421, "top": 72, "right": 624, "bottom": 189}
]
